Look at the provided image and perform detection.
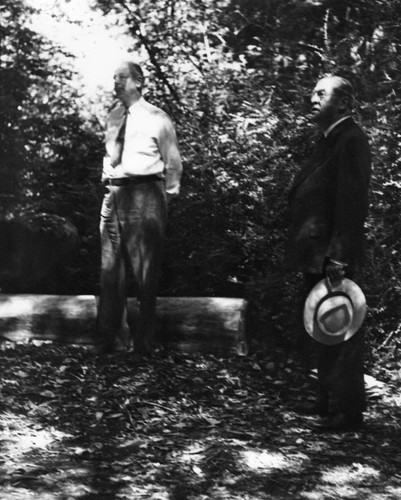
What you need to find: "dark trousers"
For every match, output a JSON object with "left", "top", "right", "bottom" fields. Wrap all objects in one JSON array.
[
  {"left": 304, "top": 273, "right": 366, "bottom": 417},
  {"left": 97, "top": 180, "right": 167, "bottom": 353}
]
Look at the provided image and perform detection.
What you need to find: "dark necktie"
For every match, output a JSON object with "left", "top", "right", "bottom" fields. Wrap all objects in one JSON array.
[{"left": 110, "top": 108, "right": 128, "bottom": 168}]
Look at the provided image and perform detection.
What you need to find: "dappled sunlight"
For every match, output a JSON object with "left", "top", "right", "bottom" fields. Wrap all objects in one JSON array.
[
  {"left": 301, "top": 486, "right": 361, "bottom": 500},
  {"left": 177, "top": 442, "right": 206, "bottom": 466},
  {"left": 300, "top": 463, "right": 382, "bottom": 500},
  {"left": 321, "top": 463, "right": 381, "bottom": 485},
  {"left": 0, "top": 412, "right": 97, "bottom": 499},
  {"left": 1, "top": 342, "right": 401, "bottom": 498},
  {"left": 387, "top": 486, "right": 401, "bottom": 497},
  {"left": 25, "top": 0, "right": 133, "bottom": 93},
  {"left": 0, "top": 412, "right": 71, "bottom": 458},
  {"left": 391, "top": 393, "right": 401, "bottom": 407},
  {"left": 241, "top": 449, "right": 292, "bottom": 471},
  {"left": 2, "top": 0, "right": 401, "bottom": 496}
]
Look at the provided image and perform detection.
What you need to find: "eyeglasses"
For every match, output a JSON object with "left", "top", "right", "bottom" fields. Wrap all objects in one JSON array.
[{"left": 114, "top": 73, "right": 130, "bottom": 82}]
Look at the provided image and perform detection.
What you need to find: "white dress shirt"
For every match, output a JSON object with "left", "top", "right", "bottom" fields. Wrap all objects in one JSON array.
[{"left": 105, "top": 97, "right": 182, "bottom": 195}]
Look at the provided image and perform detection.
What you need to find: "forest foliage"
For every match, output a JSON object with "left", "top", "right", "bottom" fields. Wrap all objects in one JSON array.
[{"left": 1, "top": 0, "right": 401, "bottom": 349}]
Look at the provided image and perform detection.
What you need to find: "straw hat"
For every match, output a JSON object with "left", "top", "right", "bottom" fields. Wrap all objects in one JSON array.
[{"left": 303, "top": 278, "right": 367, "bottom": 345}]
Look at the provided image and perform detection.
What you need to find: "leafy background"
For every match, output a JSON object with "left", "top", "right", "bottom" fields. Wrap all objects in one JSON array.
[
  {"left": 1, "top": 2, "right": 401, "bottom": 498},
  {"left": 1, "top": 0, "right": 401, "bottom": 357}
]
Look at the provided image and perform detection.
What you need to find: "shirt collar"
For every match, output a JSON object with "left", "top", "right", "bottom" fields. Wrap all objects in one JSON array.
[
  {"left": 128, "top": 96, "right": 145, "bottom": 113},
  {"left": 324, "top": 116, "right": 351, "bottom": 137}
]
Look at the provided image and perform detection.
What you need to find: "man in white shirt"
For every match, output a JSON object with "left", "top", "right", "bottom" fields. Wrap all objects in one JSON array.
[{"left": 96, "top": 61, "right": 182, "bottom": 357}]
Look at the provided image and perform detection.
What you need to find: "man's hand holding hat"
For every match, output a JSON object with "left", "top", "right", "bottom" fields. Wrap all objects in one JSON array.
[{"left": 325, "top": 258, "right": 347, "bottom": 287}]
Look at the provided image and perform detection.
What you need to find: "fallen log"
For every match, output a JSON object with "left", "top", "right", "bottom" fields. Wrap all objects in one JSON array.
[{"left": 0, "top": 295, "right": 248, "bottom": 355}]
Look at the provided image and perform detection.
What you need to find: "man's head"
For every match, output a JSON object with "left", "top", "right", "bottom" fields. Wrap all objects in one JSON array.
[
  {"left": 113, "top": 61, "right": 144, "bottom": 106},
  {"left": 310, "top": 76, "right": 354, "bottom": 129}
]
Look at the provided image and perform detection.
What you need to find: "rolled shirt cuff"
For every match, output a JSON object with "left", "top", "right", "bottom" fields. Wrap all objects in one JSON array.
[{"left": 166, "top": 183, "right": 180, "bottom": 195}]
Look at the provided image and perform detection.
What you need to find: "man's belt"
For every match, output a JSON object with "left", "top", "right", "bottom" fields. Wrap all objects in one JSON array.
[{"left": 104, "top": 174, "right": 162, "bottom": 186}]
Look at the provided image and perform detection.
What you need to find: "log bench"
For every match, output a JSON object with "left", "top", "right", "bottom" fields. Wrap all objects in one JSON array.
[{"left": 0, "top": 295, "right": 248, "bottom": 355}]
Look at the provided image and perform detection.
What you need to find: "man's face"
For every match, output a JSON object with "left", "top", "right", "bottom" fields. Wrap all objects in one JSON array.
[
  {"left": 310, "top": 77, "right": 343, "bottom": 127},
  {"left": 113, "top": 63, "right": 140, "bottom": 102}
]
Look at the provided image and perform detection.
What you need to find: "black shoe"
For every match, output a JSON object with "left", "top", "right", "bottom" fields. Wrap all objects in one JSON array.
[
  {"left": 310, "top": 413, "right": 364, "bottom": 432},
  {"left": 88, "top": 342, "right": 127, "bottom": 356},
  {"left": 296, "top": 401, "right": 328, "bottom": 417}
]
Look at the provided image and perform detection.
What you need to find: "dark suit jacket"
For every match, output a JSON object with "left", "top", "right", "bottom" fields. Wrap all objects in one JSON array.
[{"left": 286, "top": 117, "right": 371, "bottom": 274}]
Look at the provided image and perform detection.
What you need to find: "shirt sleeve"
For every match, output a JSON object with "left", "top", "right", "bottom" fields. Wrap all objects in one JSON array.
[{"left": 158, "top": 114, "right": 183, "bottom": 195}]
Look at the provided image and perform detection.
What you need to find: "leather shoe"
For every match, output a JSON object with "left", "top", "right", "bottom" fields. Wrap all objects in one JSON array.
[
  {"left": 296, "top": 401, "right": 328, "bottom": 417},
  {"left": 88, "top": 342, "right": 128, "bottom": 356},
  {"left": 310, "top": 413, "right": 364, "bottom": 432}
]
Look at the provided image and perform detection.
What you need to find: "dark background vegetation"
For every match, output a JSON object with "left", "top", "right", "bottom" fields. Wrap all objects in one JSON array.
[{"left": 1, "top": 0, "right": 400, "bottom": 360}]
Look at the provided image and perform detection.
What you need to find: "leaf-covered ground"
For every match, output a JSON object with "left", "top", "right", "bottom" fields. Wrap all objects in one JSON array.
[{"left": 1, "top": 340, "right": 401, "bottom": 500}]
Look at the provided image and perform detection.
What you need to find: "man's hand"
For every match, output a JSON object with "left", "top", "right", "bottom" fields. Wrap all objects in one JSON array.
[{"left": 325, "top": 259, "right": 347, "bottom": 287}]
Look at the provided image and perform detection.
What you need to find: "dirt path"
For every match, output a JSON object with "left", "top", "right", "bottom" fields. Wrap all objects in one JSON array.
[{"left": 0, "top": 341, "right": 400, "bottom": 499}]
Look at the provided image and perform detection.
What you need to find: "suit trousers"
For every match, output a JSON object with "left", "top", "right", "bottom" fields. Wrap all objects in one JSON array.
[
  {"left": 304, "top": 273, "right": 366, "bottom": 418},
  {"left": 97, "top": 180, "right": 167, "bottom": 353}
]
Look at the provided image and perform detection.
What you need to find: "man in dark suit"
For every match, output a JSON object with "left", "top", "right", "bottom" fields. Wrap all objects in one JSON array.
[{"left": 286, "top": 75, "right": 371, "bottom": 430}]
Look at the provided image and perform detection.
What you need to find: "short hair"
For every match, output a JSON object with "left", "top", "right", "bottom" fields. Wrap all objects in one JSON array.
[
  {"left": 124, "top": 62, "right": 144, "bottom": 92},
  {"left": 126, "top": 62, "right": 144, "bottom": 81},
  {"left": 330, "top": 76, "right": 355, "bottom": 110}
]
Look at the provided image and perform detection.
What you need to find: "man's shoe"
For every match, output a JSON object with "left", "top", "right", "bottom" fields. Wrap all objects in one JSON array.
[
  {"left": 311, "top": 413, "right": 364, "bottom": 432},
  {"left": 296, "top": 401, "right": 328, "bottom": 417},
  {"left": 88, "top": 342, "right": 128, "bottom": 356}
]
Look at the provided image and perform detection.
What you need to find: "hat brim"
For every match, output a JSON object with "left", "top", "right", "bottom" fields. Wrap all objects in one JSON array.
[{"left": 304, "top": 278, "right": 367, "bottom": 345}]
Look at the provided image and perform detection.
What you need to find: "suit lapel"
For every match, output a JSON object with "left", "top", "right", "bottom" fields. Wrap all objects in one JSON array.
[
  {"left": 290, "top": 118, "right": 354, "bottom": 193},
  {"left": 290, "top": 134, "right": 326, "bottom": 192}
]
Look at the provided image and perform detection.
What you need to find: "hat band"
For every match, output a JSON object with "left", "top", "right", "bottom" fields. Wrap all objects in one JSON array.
[
  {"left": 314, "top": 291, "right": 354, "bottom": 336},
  {"left": 313, "top": 291, "right": 354, "bottom": 322}
]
